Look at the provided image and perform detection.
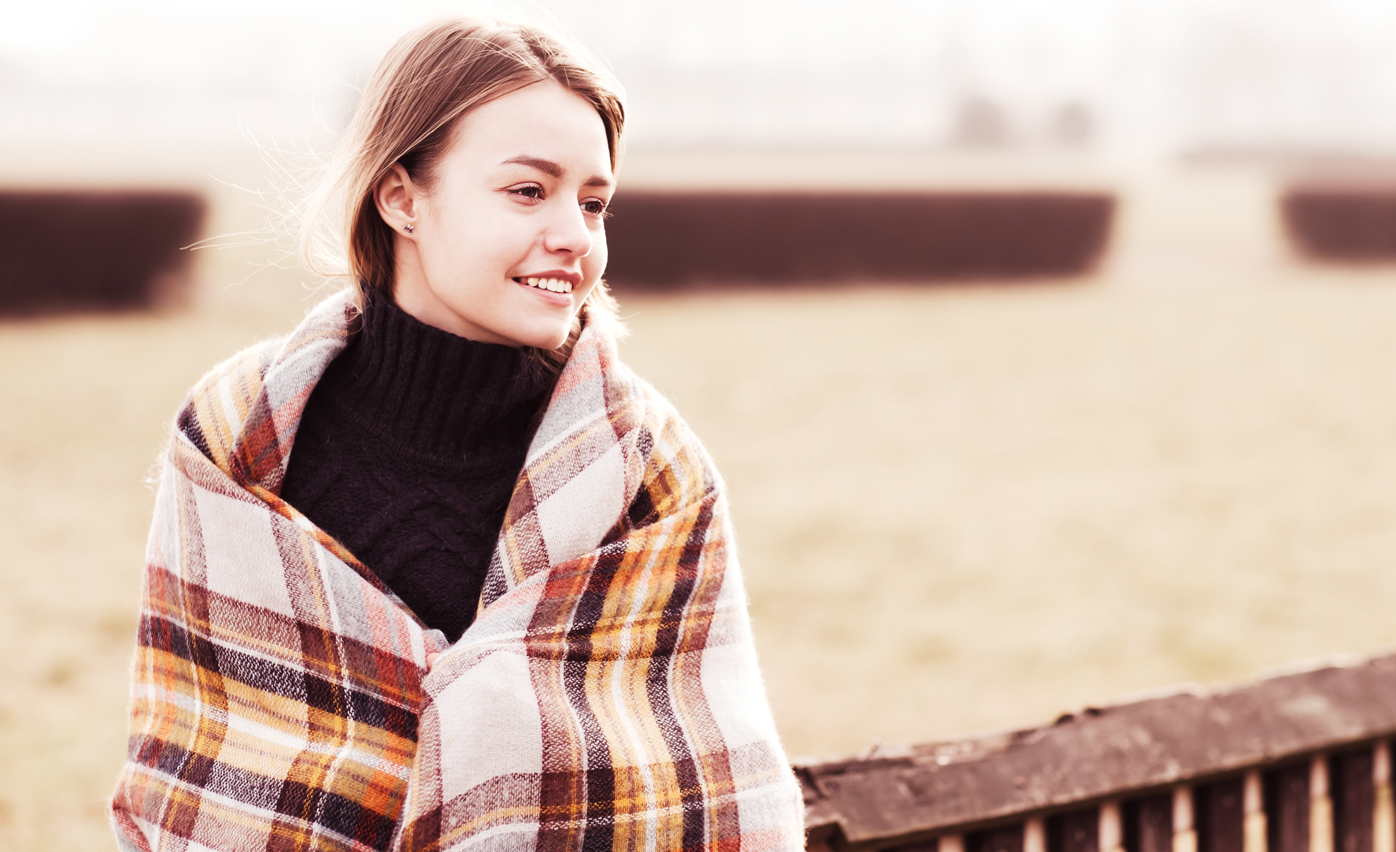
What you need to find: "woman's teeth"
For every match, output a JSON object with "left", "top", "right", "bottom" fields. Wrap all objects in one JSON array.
[{"left": 521, "top": 277, "right": 573, "bottom": 293}]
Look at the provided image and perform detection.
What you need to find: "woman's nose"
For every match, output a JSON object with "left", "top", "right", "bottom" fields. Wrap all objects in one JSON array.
[{"left": 543, "top": 202, "right": 593, "bottom": 257}]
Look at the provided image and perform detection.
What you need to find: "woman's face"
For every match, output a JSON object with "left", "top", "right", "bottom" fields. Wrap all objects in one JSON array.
[{"left": 383, "top": 81, "right": 614, "bottom": 349}]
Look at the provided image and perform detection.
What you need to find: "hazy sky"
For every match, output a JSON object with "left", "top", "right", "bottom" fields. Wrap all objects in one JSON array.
[{"left": 5, "top": 0, "right": 1396, "bottom": 154}]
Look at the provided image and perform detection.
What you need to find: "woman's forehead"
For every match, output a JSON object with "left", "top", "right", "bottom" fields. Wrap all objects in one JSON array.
[{"left": 452, "top": 82, "right": 612, "bottom": 176}]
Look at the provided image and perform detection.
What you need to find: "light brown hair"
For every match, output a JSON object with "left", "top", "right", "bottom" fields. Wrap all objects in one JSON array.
[{"left": 304, "top": 17, "right": 626, "bottom": 362}]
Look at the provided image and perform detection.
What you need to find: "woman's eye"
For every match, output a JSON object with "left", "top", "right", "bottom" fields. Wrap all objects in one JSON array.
[
  {"left": 581, "top": 199, "right": 610, "bottom": 218},
  {"left": 508, "top": 184, "right": 544, "bottom": 201}
]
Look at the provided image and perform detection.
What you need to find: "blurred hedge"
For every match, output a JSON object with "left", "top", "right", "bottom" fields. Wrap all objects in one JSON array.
[
  {"left": 603, "top": 191, "right": 1115, "bottom": 288},
  {"left": 1281, "top": 187, "right": 1396, "bottom": 260},
  {"left": 0, "top": 191, "right": 204, "bottom": 315}
]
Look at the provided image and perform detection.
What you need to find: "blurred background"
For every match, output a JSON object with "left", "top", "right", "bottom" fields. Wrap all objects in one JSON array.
[{"left": 7, "top": 0, "right": 1396, "bottom": 848}]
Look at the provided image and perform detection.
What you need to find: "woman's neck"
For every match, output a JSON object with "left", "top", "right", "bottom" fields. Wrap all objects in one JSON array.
[{"left": 311, "top": 289, "right": 552, "bottom": 459}]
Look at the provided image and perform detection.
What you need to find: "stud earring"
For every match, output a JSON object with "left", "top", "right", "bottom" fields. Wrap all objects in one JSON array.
[{"left": 404, "top": 223, "right": 414, "bottom": 234}]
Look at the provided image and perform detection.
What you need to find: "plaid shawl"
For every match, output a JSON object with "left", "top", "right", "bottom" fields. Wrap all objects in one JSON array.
[{"left": 111, "top": 292, "right": 805, "bottom": 852}]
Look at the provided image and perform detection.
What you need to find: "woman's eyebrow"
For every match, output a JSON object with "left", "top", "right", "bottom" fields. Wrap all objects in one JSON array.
[
  {"left": 502, "top": 155, "right": 563, "bottom": 177},
  {"left": 501, "top": 155, "right": 614, "bottom": 189}
]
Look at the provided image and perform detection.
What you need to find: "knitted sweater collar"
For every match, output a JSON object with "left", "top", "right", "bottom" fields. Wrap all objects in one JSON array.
[{"left": 314, "top": 288, "right": 554, "bottom": 459}]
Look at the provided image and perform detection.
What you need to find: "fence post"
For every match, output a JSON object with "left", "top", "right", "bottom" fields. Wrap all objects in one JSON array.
[
  {"left": 1026, "top": 818, "right": 1047, "bottom": 852},
  {"left": 1375, "top": 743, "right": 1394, "bottom": 852},
  {"left": 1247, "top": 770, "right": 1269, "bottom": 852},
  {"left": 1102, "top": 801, "right": 1124, "bottom": 852},
  {"left": 1177, "top": 786, "right": 1198, "bottom": 852},
  {"left": 1315, "top": 755, "right": 1335, "bottom": 852}
]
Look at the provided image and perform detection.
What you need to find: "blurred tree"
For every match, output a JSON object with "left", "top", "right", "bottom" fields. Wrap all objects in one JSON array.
[
  {"left": 1051, "top": 102, "right": 1094, "bottom": 147},
  {"left": 954, "top": 96, "right": 1012, "bottom": 147}
]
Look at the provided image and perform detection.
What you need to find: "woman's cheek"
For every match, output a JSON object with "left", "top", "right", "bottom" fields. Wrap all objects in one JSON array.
[{"left": 587, "top": 235, "right": 609, "bottom": 279}]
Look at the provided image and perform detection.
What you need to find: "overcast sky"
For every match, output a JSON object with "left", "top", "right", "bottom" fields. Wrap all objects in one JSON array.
[{"left": 5, "top": 0, "right": 1396, "bottom": 154}]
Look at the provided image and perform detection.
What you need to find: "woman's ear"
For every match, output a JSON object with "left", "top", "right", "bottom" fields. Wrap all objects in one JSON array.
[{"left": 374, "top": 163, "right": 420, "bottom": 236}]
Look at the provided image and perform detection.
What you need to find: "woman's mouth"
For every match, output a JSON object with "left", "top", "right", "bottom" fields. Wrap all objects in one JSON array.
[{"left": 516, "top": 276, "right": 574, "bottom": 294}]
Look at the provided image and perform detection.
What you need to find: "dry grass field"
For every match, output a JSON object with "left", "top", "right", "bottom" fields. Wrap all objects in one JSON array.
[{"left": 5, "top": 154, "right": 1396, "bottom": 849}]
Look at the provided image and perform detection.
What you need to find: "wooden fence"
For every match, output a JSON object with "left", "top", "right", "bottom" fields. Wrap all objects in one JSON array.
[{"left": 799, "top": 654, "right": 1396, "bottom": 852}]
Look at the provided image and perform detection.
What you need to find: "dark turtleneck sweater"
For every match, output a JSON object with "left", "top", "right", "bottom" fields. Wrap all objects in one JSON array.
[{"left": 279, "top": 290, "right": 554, "bottom": 641}]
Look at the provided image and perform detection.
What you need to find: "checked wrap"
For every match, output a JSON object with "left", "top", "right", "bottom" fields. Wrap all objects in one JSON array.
[{"left": 111, "top": 292, "right": 805, "bottom": 851}]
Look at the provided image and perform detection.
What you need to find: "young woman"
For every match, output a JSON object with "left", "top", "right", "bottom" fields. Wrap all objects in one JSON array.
[{"left": 110, "top": 17, "right": 805, "bottom": 852}]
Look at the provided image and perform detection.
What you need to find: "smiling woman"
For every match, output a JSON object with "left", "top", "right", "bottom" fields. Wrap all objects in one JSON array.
[
  {"left": 382, "top": 81, "right": 614, "bottom": 348},
  {"left": 108, "top": 16, "right": 804, "bottom": 852}
]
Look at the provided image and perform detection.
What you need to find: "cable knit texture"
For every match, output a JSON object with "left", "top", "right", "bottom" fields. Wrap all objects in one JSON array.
[{"left": 279, "top": 289, "right": 553, "bottom": 641}]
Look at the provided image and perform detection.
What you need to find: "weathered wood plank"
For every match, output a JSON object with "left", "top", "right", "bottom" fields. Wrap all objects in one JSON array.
[{"left": 799, "top": 655, "right": 1396, "bottom": 847}]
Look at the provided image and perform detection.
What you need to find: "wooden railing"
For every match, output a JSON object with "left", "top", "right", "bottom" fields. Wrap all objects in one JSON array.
[{"left": 797, "top": 654, "right": 1396, "bottom": 852}]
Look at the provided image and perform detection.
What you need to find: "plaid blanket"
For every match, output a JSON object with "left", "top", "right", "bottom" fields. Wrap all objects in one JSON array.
[{"left": 111, "top": 292, "right": 805, "bottom": 851}]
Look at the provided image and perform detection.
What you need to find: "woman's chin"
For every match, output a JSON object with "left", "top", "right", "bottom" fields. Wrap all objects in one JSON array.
[
  {"left": 507, "top": 323, "right": 573, "bottom": 351},
  {"left": 531, "top": 330, "right": 572, "bottom": 351}
]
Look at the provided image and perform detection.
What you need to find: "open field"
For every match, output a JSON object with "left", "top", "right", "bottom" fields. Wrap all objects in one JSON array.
[{"left": 5, "top": 155, "right": 1396, "bottom": 848}]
